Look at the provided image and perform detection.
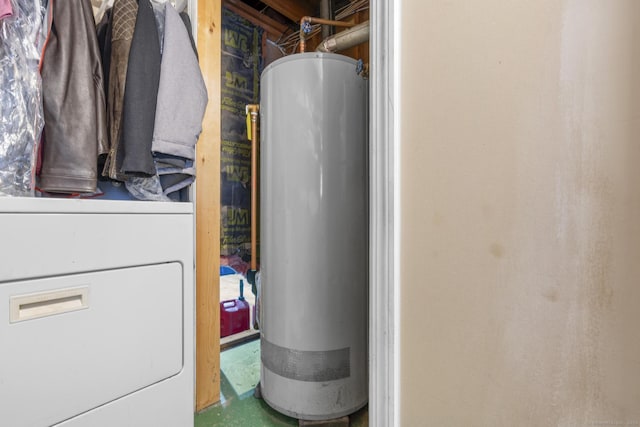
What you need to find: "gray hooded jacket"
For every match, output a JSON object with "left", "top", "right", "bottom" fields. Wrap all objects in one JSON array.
[{"left": 151, "top": 3, "right": 207, "bottom": 161}]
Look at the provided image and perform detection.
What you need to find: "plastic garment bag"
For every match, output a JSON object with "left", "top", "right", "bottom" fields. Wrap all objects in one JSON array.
[
  {"left": 125, "top": 173, "right": 171, "bottom": 201},
  {"left": 0, "top": 0, "right": 45, "bottom": 196}
]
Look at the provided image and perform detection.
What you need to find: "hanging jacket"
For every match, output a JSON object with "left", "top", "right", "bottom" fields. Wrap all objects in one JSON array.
[
  {"left": 122, "top": 1, "right": 167, "bottom": 201},
  {"left": 120, "top": 0, "right": 161, "bottom": 176},
  {"left": 151, "top": 3, "right": 207, "bottom": 199},
  {"left": 152, "top": 3, "right": 207, "bottom": 162},
  {"left": 179, "top": 11, "right": 198, "bottom": 59},
  {"left": 39, "top": 0, "right": 108, "bottom": 193},
  {"left": 102, "top": 0, "right": 137, "bottom": 181}
]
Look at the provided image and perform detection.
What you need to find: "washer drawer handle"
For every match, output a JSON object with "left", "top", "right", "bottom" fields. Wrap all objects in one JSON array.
[{"left": 10, "top": 286, "right": 89, "bottom": 323}]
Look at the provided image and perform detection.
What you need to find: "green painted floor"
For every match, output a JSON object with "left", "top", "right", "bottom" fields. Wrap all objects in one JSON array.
[{"left": 195, "top": 339, "right": 368, "bottom": 427}]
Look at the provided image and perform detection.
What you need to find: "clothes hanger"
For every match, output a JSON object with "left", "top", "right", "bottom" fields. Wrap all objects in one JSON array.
[
  {"left": 173, "top": 0, "right": 187, "bottom": 13},
  {"left": 149, "top": 0, "right": 187, "bottom": 13},
  {"left": 94, "top": 0, "right": 186, "bottom": 22}
]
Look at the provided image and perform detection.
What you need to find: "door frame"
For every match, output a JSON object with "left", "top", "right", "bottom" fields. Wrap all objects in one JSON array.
[
  {"left": 369, "top": 0, "right": 401, "bottom": 425},
  {"left": 194, "top": 0, "right": 402, "bottom": 421}
]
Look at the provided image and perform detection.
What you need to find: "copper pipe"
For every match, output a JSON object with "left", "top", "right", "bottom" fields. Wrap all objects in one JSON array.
[
  {"left": 247, "top": 104, "right": 260, "bottom": 271},
  {"left": 299, "top": 16, "right": 355, "bottom": 53}
]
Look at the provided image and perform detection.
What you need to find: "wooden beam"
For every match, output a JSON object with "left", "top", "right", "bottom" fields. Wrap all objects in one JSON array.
[
  {"left": 220, "top": 329, "right": 260, "bottom": 350},
  {"left": 260, "top": 0, "right": 317, "bottom": 23},
  {"left": 224, "top": 0, "right": 289, "bottom": 38},
  {"left": 196, "top": 0, "right": 222, "bottom": 412}
]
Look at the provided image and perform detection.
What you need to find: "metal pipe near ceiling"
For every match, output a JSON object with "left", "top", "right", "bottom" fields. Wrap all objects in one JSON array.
[
  {"left": 299, "top": 16, "right": 355, "bottom": 53},
  {"left": 315, "top": 20, "right": 369, "bottom": 53},
  {"left": 320, "top": 0, "right": 334, "bottom": 39}
]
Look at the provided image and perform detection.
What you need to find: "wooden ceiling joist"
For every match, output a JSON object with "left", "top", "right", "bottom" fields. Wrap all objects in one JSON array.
[
  {"left": 260, "top": 0, "right": 317, "bottom": 23},
  {"left": 224, "top": 0, "right": 289, "bottom": 37}
]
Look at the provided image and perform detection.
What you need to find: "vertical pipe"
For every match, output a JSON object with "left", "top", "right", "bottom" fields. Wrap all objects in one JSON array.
[
  {"left": 320, "top": 0, "right": 334, "bottom": 40},
  {"left": 247, "top": 104, "right": 260, "bottom": 271}
]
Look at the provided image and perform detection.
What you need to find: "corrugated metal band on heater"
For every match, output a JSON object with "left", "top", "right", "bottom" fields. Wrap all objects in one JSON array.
[{"left": 261, "top": 339, "right": 351, "bottom": 382}]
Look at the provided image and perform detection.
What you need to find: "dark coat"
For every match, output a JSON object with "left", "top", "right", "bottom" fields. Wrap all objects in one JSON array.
[{"left": 120, "top": 0, "right": 162, "bottom": 176}]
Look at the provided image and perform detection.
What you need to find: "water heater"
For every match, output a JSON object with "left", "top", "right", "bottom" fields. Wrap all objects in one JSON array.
[{"left": 259, "top": 52, "right": 368, "bottom": 421}]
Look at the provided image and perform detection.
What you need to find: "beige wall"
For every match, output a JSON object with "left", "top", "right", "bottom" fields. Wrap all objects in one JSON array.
[{"left": 400, "top": 1, "right": 640, "bottom": 425}]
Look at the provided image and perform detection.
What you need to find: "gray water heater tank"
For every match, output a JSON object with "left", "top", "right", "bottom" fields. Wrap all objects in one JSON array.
[{"left": 259, "top": 52, "right": 368, "bottom": 421}]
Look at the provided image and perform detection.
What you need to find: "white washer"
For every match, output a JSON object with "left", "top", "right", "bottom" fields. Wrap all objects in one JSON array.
[{"left": 0, "top": 198, "right": 194, "bottom": 427}]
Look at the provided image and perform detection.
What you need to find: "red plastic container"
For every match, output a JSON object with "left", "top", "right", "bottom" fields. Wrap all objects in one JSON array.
[{"left": 220, "top": 298, "right": 250, "bottom": 337}]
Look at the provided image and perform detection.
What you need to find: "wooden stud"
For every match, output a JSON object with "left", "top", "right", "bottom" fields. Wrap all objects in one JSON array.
[
  {"left": 299, "top": 416, "right": 350, "bottom": 427},
  {"left": 220, "top": 329, "right": 260, "bottom": 351},
  {"left": 196, "top": 0, "right": 222, "bottom": 412}
]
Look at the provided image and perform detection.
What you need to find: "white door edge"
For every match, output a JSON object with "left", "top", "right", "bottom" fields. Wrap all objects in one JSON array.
[{"left": 370, "top": 1, "right": 401, "bottom": 426}]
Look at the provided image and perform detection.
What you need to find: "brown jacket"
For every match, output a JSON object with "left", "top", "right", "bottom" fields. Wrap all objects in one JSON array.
[
  {"left": 102, "top": 0, "right": 138, "bottom": 181},
  {"left": 39, "top": 0, "right": 108, "bottom": 193}
]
